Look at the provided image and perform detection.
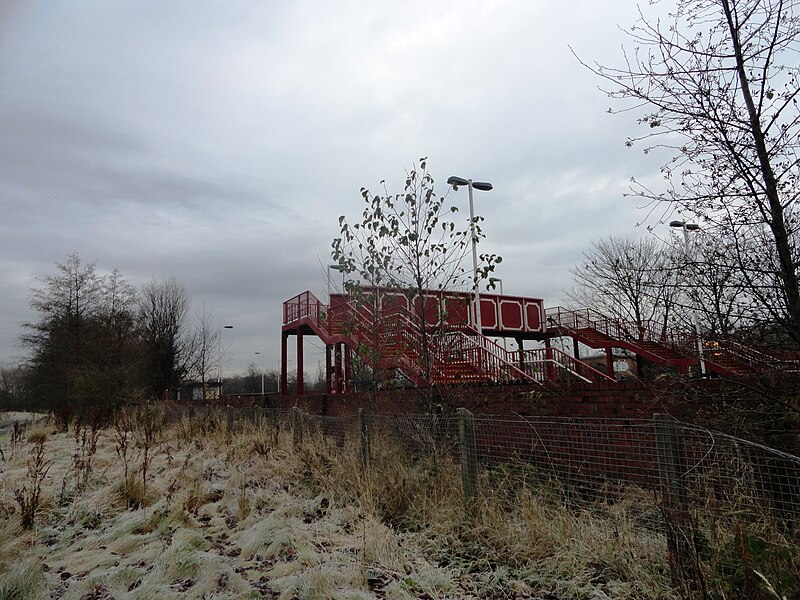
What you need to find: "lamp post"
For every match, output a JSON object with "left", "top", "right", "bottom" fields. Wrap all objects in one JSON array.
[
  {"left": 669, "top": 220, "right": 706, "bottom": 376},
  {"left": 447, "top": 175, "right": 493, "bottom": 333},
  {"left": 254, "top": 351, "right": 264, "bottom": 397},
  {"left": 327, "top": 264, "right": 344, "bottom": 301},
  {"left": 218, "top": 325, "right": 233, "bottom": 393},
  {"left": 489, "top": 277, "right": 507, "bottom": 351}
]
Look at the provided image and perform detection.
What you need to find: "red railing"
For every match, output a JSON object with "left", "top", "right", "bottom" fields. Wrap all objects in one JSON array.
[
  {"left": 283, "top": 291, "right": 326, "bottom": 326},
  {"left": 436, "top": 329, "right": 537, "bottom": 384},
  {"left": 328, "top": 294, "right": 429, "bottom": 386},
  {"left": 545, "top": 307, "right": 697, "bottom": 361},
  {"left": 521, "top": 348, "right": 615, "bottom": 383},
  {"left": 544, "top": 306, "right": 800, "bottom": 376},
  {"left": 712, "top": 339, "right": 800, "bottom": 374}
]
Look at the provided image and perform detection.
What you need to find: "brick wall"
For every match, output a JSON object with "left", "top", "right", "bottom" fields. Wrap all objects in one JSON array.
[{"left": 242, "top": 379, "right": 729, "bottom": 420}]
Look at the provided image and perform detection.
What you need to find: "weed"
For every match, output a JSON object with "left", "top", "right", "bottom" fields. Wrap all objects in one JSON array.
[
  {"left": 13, "top": 433, "right": 52, "bottom": 529},
  {"left": 135, "top": 404, "right": 161, "bottom": 498},
  {"left": 237, "top": 479, "right": 250, "bottom": 521},
  {"left": 112, "top": 406, "right": 137, "bottom": 494}
]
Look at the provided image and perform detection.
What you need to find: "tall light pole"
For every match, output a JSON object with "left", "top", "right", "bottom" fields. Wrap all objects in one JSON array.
[
  {"left": 669, "top": 220, "right": 706, "bottom": 376},
  {"left": 327, "top": 264, "right": 344, "bottom": 302},
  {"left": 254, "top": 351, "right": 264, "bottom": 397},
  {"left": 218, "top": 324, "right": 233, "bottom": 387},
  {"left": 489, "top": 276, "right": 506, "bottom": 351},
  {"left": 447, "top": 175, "right": 493, "bottom": 333}
]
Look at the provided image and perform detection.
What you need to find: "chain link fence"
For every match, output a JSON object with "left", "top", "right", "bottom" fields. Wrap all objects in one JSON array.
[{"left": 161, "top": 403, "right": 800, "bottom": 594}]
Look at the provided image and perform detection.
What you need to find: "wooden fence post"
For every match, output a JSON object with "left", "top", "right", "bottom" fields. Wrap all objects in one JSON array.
[
  {"left": 359, "top": 408, "right": 371, "bottom": 470},
  {"left": 457, "top": 408, "right": 479, "bottom": 505},
  {"left": 226, "top": 405, "right": 234, "bottom": 432},
  {"left": 292, "top": 407, "right": 303, "bottom": 449},
  {"left": 653, "top": 413, "right": 693, "bottom": 584}
]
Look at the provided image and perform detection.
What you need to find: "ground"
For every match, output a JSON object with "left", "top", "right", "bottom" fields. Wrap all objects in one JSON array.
[{"left": 0, "top": 410, "right": 677, "bottom": 600}]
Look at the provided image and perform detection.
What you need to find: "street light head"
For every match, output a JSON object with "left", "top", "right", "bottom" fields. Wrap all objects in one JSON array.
[
  {"left": 223, "top": 325, "right": 233, "bottom": 329},
  {"left": 447, "top": 176, "right": 469, "bottom": 188},
  {"left": 448, "top": 176, "right": 492, "bottom": 192},
  {"left": 489, "top": 277, "right": 501, "bottom": 284},
  {"left": 669, "top": 220, "right": 700, "bottom": 231}
]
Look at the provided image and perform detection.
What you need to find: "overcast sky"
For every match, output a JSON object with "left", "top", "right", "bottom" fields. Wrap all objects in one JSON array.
[{"left": 0, "top": 0, "right": 671, "bottom": 377}]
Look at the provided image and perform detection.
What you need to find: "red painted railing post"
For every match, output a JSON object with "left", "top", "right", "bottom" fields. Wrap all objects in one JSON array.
[
  {"left": 325, "top": 344, "right": 332, "bottom": 394},
  {"left": 296, "top": 332, "right": 305, "bottom": 396},
  {"left": 280, "top": 333, "right": 288, "bottom": 395},
  {"left": 545, "top": 338, "right": 555, "bottom": 382},
  {"left": 334, "top": 343, "right": 343, "bottom": 394},
  {"left": 344, "top": 344, "right": 351, "bottom": 393}
]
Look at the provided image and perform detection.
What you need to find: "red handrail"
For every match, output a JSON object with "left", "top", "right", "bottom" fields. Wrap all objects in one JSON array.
[
  {"left": 283, "top": 291, "right": 326, "bottom": 326},
  {"left": 436, "top": 329, "right": 537, "bottom": 384},
  {"left": 521, "top": 348, "right": 615, "bottom": 383},
  {"left": 545, "top": 306, "right": 696, "bottom": 359}
]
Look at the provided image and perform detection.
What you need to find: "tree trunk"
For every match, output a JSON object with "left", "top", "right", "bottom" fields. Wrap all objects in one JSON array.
[{"left": 723, "top": 0, "right": 800, "bottom": 344}]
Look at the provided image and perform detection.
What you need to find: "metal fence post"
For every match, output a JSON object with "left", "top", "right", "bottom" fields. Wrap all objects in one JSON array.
[
  {"left": 292, "top": 407, "right": 303, "bottom": 449},
  {"left": 359, "top": 408, "right": 371, "bottom": 470},
  {"left": 457, "top": 408, "right": 479, "bottom": 505},
  {"left": 653, "top": 413, "right": 693, "bottom": 583}
]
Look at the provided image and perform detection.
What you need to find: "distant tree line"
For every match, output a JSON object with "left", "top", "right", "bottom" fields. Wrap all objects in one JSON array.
[
  {"left": 222, "top": 364, "right": 324, "bottom": 396},
  {"left": 567, "top": 234, "right": 770, "bottom": 345},
  {"left": 5, "top": 254, "right": 235, "bottom": 423}
]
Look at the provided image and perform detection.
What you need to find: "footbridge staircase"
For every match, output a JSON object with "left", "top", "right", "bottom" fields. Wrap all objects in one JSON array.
[
  {"left": 281, "top": 289, "right": 614, "bottom": 395},
  {"left": 545, "top": 307, "right": 793, "bottom": 378},
  {"left": 281, "top": 289, "right": 793, "bottom": 395}
]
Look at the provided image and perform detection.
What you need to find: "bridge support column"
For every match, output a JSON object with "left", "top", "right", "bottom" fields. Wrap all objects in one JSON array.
[
  {"left": 605, "top": 348, "right": 614, "bottom": 379},
  {"left": 296, "top": 332, "right": 305, "bottom": 396},
  {"left": 325, "top": 344, "right": 333, "bottom": 394},
  {"left": 280, "top": 332, "right": 288, "bottom": 395},
  {"left": 344, "top": 344, "right": 351, "bottom": 393},
  {"left": 334, "top": 343, "right": 343, "bottom": 394}
]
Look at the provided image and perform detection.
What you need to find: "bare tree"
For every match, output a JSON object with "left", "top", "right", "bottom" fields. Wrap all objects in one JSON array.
[
  {"left": 102, "top": 269, "right": 139, "bottom": 364},
  {"left": 185, "top": 301, "right": 222, "bottom": 398},
  {"left": 567, "top": 237, "right": 681, "bottom": 337},
  {"left": 580, "top": 0, "right": 800, "bottom": 345},
  {"left": 24, "top": 253, "right": 103, "bottom": 372},
  {"left": 138, "top": 278, "right": 192, "bottom": 400},
  {"left": 679, "top": 234, "right": 756, "bottom": 338}
]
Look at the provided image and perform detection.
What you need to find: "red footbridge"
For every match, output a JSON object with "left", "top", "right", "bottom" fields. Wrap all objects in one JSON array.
[{"left": 281, "top": 287, "right": 793, "bottom": 394}]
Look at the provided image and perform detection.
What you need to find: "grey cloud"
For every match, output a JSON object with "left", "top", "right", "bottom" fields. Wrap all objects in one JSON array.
[{"left": 0, "top": 0, "right": 670, "bottom": 373}]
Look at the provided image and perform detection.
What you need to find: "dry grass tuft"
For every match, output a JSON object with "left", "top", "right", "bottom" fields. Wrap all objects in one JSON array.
[{"left": 0, "top": 559, "right": 46, "bottom": 600}]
